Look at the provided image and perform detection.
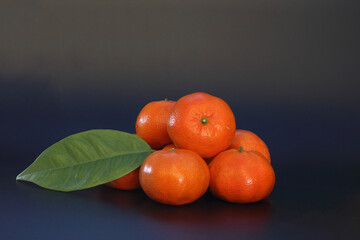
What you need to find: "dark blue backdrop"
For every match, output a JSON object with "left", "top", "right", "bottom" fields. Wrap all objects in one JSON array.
[{"left": 1, "top": 1, "right": 359, "bottom": 239}]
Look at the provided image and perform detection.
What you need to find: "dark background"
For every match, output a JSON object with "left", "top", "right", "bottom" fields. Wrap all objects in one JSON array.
[{"left": 1, "top": 1, "right": 360, "bottom": 239}]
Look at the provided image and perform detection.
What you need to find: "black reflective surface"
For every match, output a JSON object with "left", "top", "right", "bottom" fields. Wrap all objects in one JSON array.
[
  {"left": 2, "top": 157, "right": 360, "bottom": 239},
  {"left": 1, "top": 1, "right": 360, "bottom": 239}
]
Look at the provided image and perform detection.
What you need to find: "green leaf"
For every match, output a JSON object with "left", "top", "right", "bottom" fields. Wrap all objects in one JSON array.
[{"left": 16, "top": 129, "right": 152, "bottom": 192}]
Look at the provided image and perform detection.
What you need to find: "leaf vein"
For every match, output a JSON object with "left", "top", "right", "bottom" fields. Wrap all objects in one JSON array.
[{"left": 17, "top": 151, "right": 151, "bottom": 178}]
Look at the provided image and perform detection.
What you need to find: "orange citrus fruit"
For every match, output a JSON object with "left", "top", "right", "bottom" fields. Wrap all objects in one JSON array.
[
  {"left": 229, "top": 130, "right": 271, "bottom": 162},
  {"left": 209, "top": 148, "right": 275, "bottom": 204},
  {"left": 162, "top": 143, "right": 177, "bottom": 150},
  {"left": 136, "top": 99, "right": 176, "bottom": 149},
  {"left": 106, "top": 168, "right": 140, "bottom": 190},
  {"left": 139, "top": 148, "right": 210, "bottom": 205},
  {"left": 167, "top": 92, "right": 236, "bottom": 158}
]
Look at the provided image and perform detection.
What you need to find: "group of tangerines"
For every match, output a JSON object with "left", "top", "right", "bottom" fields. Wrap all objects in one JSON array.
[{"left": 106, "top": 92, "right": 275, "bottom": 205}]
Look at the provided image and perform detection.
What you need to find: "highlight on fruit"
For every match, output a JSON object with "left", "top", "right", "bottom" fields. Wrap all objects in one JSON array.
[{"left": 16, "top": 92, "right": 275, "bottom": 205}]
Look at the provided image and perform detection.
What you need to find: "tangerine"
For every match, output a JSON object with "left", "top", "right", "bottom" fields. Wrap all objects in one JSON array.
[
  {"left": 139, "top": 148, "right": 210, "bottom": 205},
  {"left": 167, "top": 92, "right": 236, "bottom": 158},
  {"left": 163, "top": 143, "right": 177, "bottom": 150},
  {"left": 229, "top": 130, "right": 271, "bottom": 163},
  {"left": 136, "top": 99, "right": 176, "bottom": 149},
  {"left": 106, "top": 168, "right": 140, "bottom": 190},
  {"left": 209, "top": 148, "right": 275, "bottom": 204}
]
